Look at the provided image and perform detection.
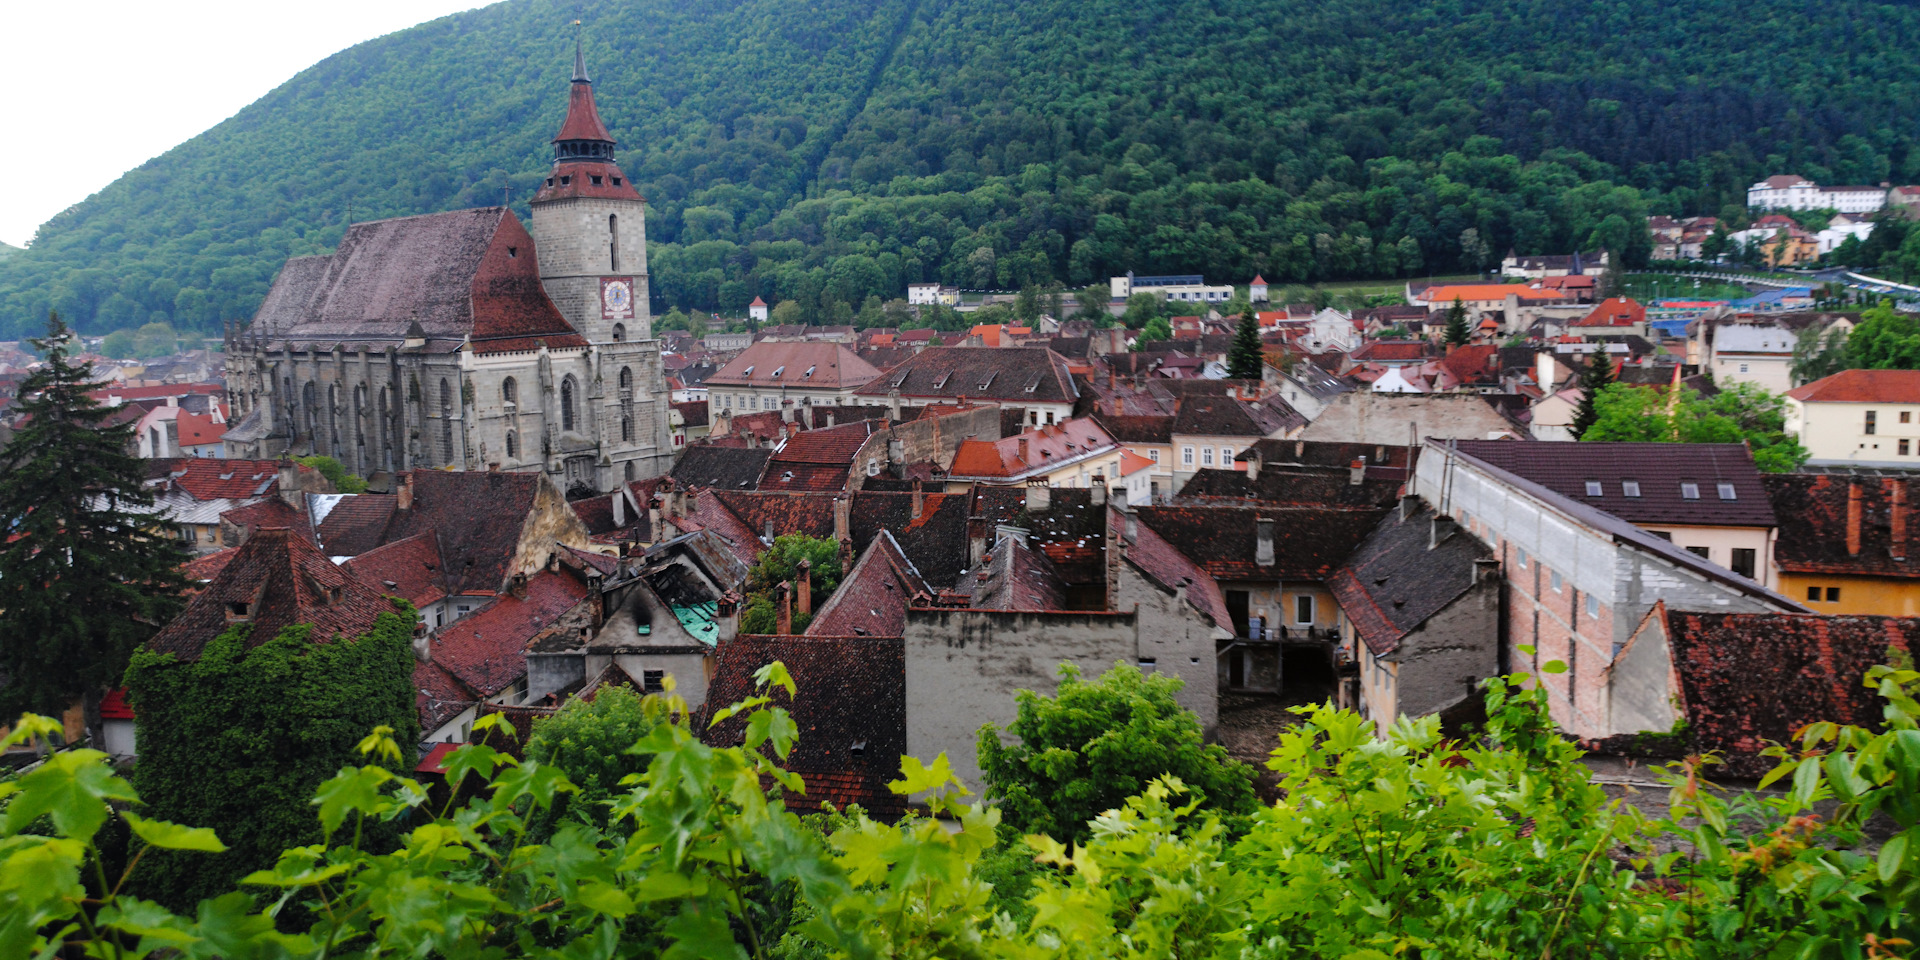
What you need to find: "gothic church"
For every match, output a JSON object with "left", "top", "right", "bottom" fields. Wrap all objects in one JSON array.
[{"left": 222, "top": 45, "right": 672, "bottom": 495}]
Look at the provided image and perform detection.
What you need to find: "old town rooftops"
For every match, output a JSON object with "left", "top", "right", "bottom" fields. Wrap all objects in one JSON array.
[
  {"left": 706, "top": 341, "right": 882, "bottom": 390},
  {"left": 1451, "top": 440, "right": 1775, "bottom": 528}
]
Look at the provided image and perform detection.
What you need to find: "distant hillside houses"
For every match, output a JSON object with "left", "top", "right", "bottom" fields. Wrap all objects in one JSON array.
[{"left": 1110, "top": 273, "right": 1237, "bottom": 304}]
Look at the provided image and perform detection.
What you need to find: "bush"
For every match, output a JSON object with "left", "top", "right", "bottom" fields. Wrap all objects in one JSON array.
[{"left": 293, "top": 454, "right": 367, "bottom": 493}]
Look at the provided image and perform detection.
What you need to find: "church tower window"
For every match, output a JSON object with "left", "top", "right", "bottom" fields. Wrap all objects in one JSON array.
[
  {"left": 618, "top": 366, "right": 632, "bottom": 392},
  {"left": 439, "top": 378, "right": 454, "bottom": 464},
  {"left": 561, "top": 376, "right": 578, "bottom": 432},
  {"left": 621, "top": 416, "right": 632, "bottom": 442},
  {"left": 501, "top": 376, "right": 517, "bottom": 406},
  {"left": 609, "top": 214, "right": 619, "bottom": 271},
  {"left": 506, "top": 431, "right": 518, "bottom": 460}
]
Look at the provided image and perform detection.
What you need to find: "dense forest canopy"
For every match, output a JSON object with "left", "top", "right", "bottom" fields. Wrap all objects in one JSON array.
[{"left": 4, "top": 0, "right": 1920, "bottom": 335}]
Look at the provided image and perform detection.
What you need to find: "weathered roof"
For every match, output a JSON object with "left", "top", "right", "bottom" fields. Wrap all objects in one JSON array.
[
  {"left": 146, "top": 528, "right": 397, "bottom": 661},
  {"left": 1655, "top": 607, "right": 1916, "bottom": 777},
  {"left": 153, "top": 458, "right": 286, "bottom": 501},
  {"left": 1452, "top": 441, "right": 1776, "bottom": 528},
  {"left": 1172, "top": 393, "right": 1304, "bottom": 438},
  {"left": 1176, "top": 466, "right": 1403, "bottom": 508},
  {"left": 344, "top": 532, "right": 449, "bottom": 608},
  {"left": 700, "top": 634, "right": 908, "bottom": 820},
  {"left": 1117, "top": 507, "right": 1230, "bottom": 630},
  {"left": 948, "top": 418, "right": 1119, "bottom": 480},
  {"left": 706, "top": 341, "right": 882, "bottom": 390},
  {"left": 671, "top": 446, "right": 773, "bottom": 490},
  {"left": 428, "top": 569, "right": 591, "bottom": 700},
  {"left": 1574, "top": 298, "right": 1646, "bottom": 327},
  {"left": 1788, "top": 368, "right": 1920, "bottom": 404},
  {"left": 957, "top": 535, "right": 1067, "bottom": 611},
  {"left": 1135, "top": 505, "right": 1386, "bottom": 581},
  {"left": 854, "top": 347, "right": 1077, "bottom": 405},
  {"left": 1094, "top": 413, "right": 1174, "bottom": 444},
  {"left": 1765, "top": 474, "right": 1920, "bottom": 578},
  {"left": 248, "top": 208, "right": 585, "bottom": 352},
  {"left": 808, "top": 531, "right": 932, "bottom": 637},
  {"left": 1327, "top": 501, "right": 1493, "bottom": 656}
]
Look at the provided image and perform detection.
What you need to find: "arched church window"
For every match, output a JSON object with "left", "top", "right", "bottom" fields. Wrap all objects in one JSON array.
[
  {"left": 609, "top": 214, "right": 620, "bottom": 271},
  {"left": 439, "top": 378, "right": 453, "bottom": 464},
  {"left": 624, "top": 461, "right": 635, "bottom": 482},
  {"left": 505, "top": 432, "right": 518, "bottom": 460},
  {"left": 502, "top": 377, "right": 516, "bottom": 405},
  {"left": 619, "top": 367, "right": 632, "bottom": 391},
  {"left": 621, "top": 416, "right": 633, "bottom": 442},
  {"left": 561, "top": 376, "right": 577, "bottom": 432},
  {"left": 612, "top": 323, "right": 626, "bottom": 342}
]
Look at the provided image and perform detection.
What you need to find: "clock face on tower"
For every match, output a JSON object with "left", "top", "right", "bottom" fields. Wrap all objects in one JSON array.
[{"left": 600, "top": 277, "right": 634, "bottom": 320}]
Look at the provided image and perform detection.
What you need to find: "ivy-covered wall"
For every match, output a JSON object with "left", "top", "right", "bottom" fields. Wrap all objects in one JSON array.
[{"left": 124, "top": 607, "right": 420, "bottom": 905}]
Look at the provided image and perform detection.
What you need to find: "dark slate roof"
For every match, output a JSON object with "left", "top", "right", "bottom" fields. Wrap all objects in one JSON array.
[
  {"left": 1094, "top": 413, "right": 1174, "bottom": 444},
  {"left": 1765, "top": 474, "right": 1920, "bottom": 578},
  {"left": 956, "top": 536, "right": 1067, "bottom": 610},
  {"left": 248, "top": 207, "right": 585, "bottom": 352},
  {"left": 1176, "top": 467, "right": 1403, "bottom": 508},
  {"left": 1135, "top": 505, "right": 1387, "bottom": 581},
  {"left": 700, "top": 635, "right": 908, "bottom": 820},
  {"left": 1172, "top": 394, "right": 1305, "bottom": 438},
  {"left": 1657, "top": 609, "right": 1918, "bottom": 777},
  {"left": 1452, "top": 441, "right": 1776, "bottom": 528},
  {"left": 672, "top": 401, "right": 710, "bottom": 428},
  {"left": 808, "top": 531, "right": 932, "bottom": 637},
  {"left": 851, "top": 492, "right": 974, "bottom": 588},
  {"left": 671, "top": 446, "right": 772, "bottom": 490},
  {"left": 1327, "top": 502, "right": 1492, "bottom": 656},
  {"left": 146, "top": 528, "right": 398, "bottom": 661},
  {"left": 968, "top": 486, "right": 1110, "bottom": 585},
  {"left": 1238, "top": 439, "right": 1417, "bottom": 480},
  {"left": 854, "top": 347, "right": 1078, "bottom": 405}
]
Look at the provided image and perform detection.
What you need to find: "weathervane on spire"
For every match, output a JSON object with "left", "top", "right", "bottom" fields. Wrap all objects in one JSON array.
[{"left": 572, "top": 20, "right": 588, "bottom": 83}]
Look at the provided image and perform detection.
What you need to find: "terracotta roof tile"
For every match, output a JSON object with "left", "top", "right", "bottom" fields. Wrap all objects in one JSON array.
[
  {"left": 808, "top": 531, "right": 932, "bottom": 637},
  {"left": 1118, "top": 507, "right": 1230, "bottom": 630},
  {"left": 428, "top": 570, "right": 590, "bottom": 700},
  {"left": 344, "top": 532, "right": 449, "bottom": 608},
  {"left": 1765, "top": 474, "right": 1920, "bottom": 578},
  {"left": 707, "top": 342, "right": 882, "bottom": 390},
  {"left": 146, "top": 528, "right": 398, "bottom": 661},
  {"left": 158, "top": 458, "right": 287, "bottom": 501},
  {"left": 1787, "top": 368, "right": 1920, "bottom": 404},
  {"left": 854, "top": 347, "right": 1077, "bottom": 405}
]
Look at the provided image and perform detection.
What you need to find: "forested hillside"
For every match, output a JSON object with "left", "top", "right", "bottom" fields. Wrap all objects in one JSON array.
[{"left": 4, "top": 0, "right": 1920, "bottom": 335}]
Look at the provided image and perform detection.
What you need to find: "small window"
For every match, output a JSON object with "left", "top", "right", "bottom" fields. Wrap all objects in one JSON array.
[
  {"left": 1903, "top": 412, "right": 1912, "bottom": 424},
  {"left": 227, "top": 601, "right": 250, "bottom": 619},
  {"left": 1807, "top": 586, "right": 1821, "bottom": 602},
  {"left": 590, "top": 175, "right": 604, "bottom": 186},
  {"left": 642, "top": 670, "right": 665, "bottom": 692},
  {"left": 1622, "top": 480, "right": 1641, "bottom": 497},
  {"left": 612, "top": 177, "right": 622, "bottom": 186},
  {"left": 1586, "top": 594, "right": 1598, "bottom": 619},
  {"left": 1827, "top": 587, "right": 1842, "bottom": 602},
  {"left": 1295, "top": 594, "right": 1315, "bottom": 625},
  {"left": 507, "top": 246, "right": 518, "bottom": 258},
  {"left": 1584, "top": 480, "right": 1603, "bottom": 497},
  {"left": 1221, "top": 446, "right": 1234, "bottom": 462},
  {"left": 1904, "top": 440, "right": 1912, "bottom": 456},
  {"left": 1137, "top": 658, "right": 1158, "bottom": 674},
  {"left": 1517, "top": 548, "right": 1528, "bottom": 568},
  {"left": 1148, "top": 449, "right": 1159, "bottom": 463},
  {"left": 1685, "top": 545, "right": 1711, "bottom": 559},
  {"left": 1738, "top": 363, "right": 1749, "bottom": 373},
  {"left": 1866, "top": 410, "right": 1878, "bottom": 434},
  {"left": 1550, "top": 570, "right": 1562, "bottom": 593},
  {"left": 1731, "top": 548, "right": 1757, "bottom": 579},
  {"left": 1181, "top": 446, "right": 1195, "bottom": 466},
  {"left": 1202, "top": 448, "right": 1215, "bottom": 466},
  {"left": 1681, "top": 483, "right": 1700, "bottom": 500}
]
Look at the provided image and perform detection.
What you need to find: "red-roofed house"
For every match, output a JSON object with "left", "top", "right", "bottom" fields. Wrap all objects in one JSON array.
[
  {"left": 1786, "top": 369, "right": 1920, "bottom": 465},
  {"left": 1571, "top": 297, "right": 1648, "bottom": 337},
  {"left": 946, "top": 418, "right": 1125, "bottom": 491}
]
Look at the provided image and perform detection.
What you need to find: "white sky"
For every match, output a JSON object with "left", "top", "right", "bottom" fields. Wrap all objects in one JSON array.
[{"left": 0, "top": 0, "right": 491, "bottom": 249}]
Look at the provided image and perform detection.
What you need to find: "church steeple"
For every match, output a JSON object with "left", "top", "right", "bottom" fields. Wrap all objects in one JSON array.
[{"left": 535, "top": 30, "right": 640, "bottom": 203}]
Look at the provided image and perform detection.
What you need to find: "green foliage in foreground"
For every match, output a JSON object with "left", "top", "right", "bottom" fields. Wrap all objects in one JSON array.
[
  {"left": 526, "top": 684, "right": 663, "bottom": 828},
  {"left": 978, "top": 663, "right": 1257, "bottom": 842},
  {"left": 1581, "top": 380, "right": 1811, "bottom": 472},
  {"left": 122, "top": 610, "right": 420, "bottom": 906},
  {"left": 7, "top": 660, "right": 1920, "bottom": 958}
]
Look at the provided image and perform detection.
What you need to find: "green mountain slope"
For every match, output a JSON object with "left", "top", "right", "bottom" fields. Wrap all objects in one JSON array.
[
  {"left": 5, "top": 0, "right": 1920, "bottom": 335},
  {"left": 0, "top": 242, "right": 20, "bottom": 265}
]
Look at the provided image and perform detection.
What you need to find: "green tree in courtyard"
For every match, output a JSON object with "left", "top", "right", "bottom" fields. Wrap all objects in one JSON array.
[
  {"left": 0, "top": 314, "right": 187, "bottom": 743},
  {"left": 1583, "top": 381, "right": 1809, "bottom": 471},
  {"left": 977, "top": 662, "right": 1258, "bottom": 842},
  {"left": 1227, "top": 308, "right": 1265, "bottom": 380},
  {"left": 293, "top": 454, "right": 366, "bottom": 493},
  {"left": 1570, "top": 352, "right": 1614, "bottom": 439},
  {"left": 527, "top": 684, "right": 665, "bottom": 829},
  {"left": 739, "top": 534, "right": 844, "bottom": 634},
  {"left": 1792, "top": 322, "right": 1851, "bottom": 385},
  {"left": 1443, "top": 296, "right": 1470, "bottom": 345},
  {"left": 1133, "top": 316, "right": 1172, "bottom": 350}
]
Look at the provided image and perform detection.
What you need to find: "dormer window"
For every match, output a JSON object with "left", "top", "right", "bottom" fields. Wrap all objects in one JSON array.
[
  {"left": 559, "top": 175, "right": 572, "bottom": 186},
  {"left": 545, "top": 177, "right": 554, "bottom": 187},
  {"left": 933, "top": 372, "right": 953, "bottom": 390},
  {"left": 803, "top": 365, "right": 815, "bottom": 379},
  {"left": 977, "top": 371, "right": 997, "bottom": 390},
  {"left": 591, "top": 175, "right": 604, "bottom": 186},
  {"left": 1584, "top": 481, "right": 1602, "bottom": 497},
  {"left": 1621, "top": 480, "right": 1642, "bottom": 497},
  {"left": 226, "top": 601, "right": 250, "bottom": 621},
  {"left": 612, "top": 177, "right": 622, "bottom": 186},
  {"left": 1681, "top": 482, "right": 1701, "bottom": 500},
  {"left": 507, "top": 247, "right": 517, "bottom": 258},
  {"left": 741, "top": 365, "right": 755, "bottom": 377},
  {"left": 771, "top": 366, "right": 785, "bottom": 379}
]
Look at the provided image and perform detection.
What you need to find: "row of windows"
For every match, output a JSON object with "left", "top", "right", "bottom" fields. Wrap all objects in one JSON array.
[
  {"left": 1180, "top": 445, "right": 1235, "bottom": 467},
  {"left": 1515, "top": 548, "right": 1602, "bottom": 619},
  {"left": 1806, "top": 585, "right": 1844, "bottom": 603},
  {"left": 1863, "top": 410, "right": 1914, "bottom": 434},
  {"left": 1582, "top": 479, "right": 1737, "bottom": 501}
]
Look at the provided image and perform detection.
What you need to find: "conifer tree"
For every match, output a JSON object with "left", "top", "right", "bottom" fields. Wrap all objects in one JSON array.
[
  {"left": 1443, "top": 297, "right": 1470, "bottom": 345},
  {"left": 0, "top": 315, "right": 187, "bottom": 743},
  {"left": 1227, "top": 308, "right": 1265, "bottom": 380},
  {"left": 1570, "top": 352, "right": 1615, "bottom": 440}
]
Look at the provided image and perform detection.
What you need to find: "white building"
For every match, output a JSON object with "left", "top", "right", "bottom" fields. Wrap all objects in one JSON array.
[
  {"left": 906, "top": 282, "right": 960, "bottom": 306},
  {"left": 1817, "top": 220, "right": 1875, "bottom": 255},
  {"left": 1747, "top": 175, "right": 1886, "bottom": 213},
  {"left": 748, "top": 297, "right": 769, "bottom": 322},
  {"left": 1110, "top": 273, "right": 1235, "bottom": 304},
  {"left": 1249, "top": 275, "right": 1269, "bottom": 302}
]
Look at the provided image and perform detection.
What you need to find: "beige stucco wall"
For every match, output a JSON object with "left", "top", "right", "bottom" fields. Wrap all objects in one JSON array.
[
  {"left": 1787, "top": 399, "right": 1920, "bottom": 464},
  {"left": 1709, "top": 354, "right": 1793, "bottom": 394},
  {"left": 1638, "top": 524, "right": 1776, "bottom": 588}
]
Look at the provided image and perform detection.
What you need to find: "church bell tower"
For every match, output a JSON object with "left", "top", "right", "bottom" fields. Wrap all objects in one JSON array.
[{"left": 529, "top": 38, "right": 651, "bottom": 344}]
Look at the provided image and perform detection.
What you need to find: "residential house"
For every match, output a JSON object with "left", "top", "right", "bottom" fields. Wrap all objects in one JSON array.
[
  {"left": 946, "top": 418, "right": 1128, "bottom": 495},
  {"left": 1452, "top": 441, "right": 1778, "bottom": 587},
  {"left": 1765, "top": 474, "right": 1920, "bottom": 615},
  {"left": 668, "top": 401, "right": 710, "bottom": 447},
  {"left": 1168, "top": 390, "right": 1305, "bottom": 491},
  {"left": 1700, "top": 321, "right": 1797, "bottom": 393},
  {"left": 748, "top": 297, "right": 769, "bottom": 322},
  {"left": 1785, "top": 369, "right": 1920, "bottom": 466},
  {"left": 1570, "top": 298, "right": 1649, "bottom": 340},
  {"left": 1299, "top": 392, "right": 1527, "bottom": 444},
  {"left": 1499, "top": 250, "right": 1608, "bottom": 279},
  {"left": 906, "top": 282, "right": 961, "bottom": 306},
  {"left": 1892, "top": 186, "right": 1920, "bottom": 221},
  {"left": 1265, "top": 359, "right": 1355, "bottom": 420},
  {"left": 852, "top": 346, "right": 1079, "bottom": 425},
  {"left": 1327, "top": 496, "right": 1501, "bottom": 734},
  {"left": 1415, "top": 441, "right": 1806, "bottom": 739},
  {"left": 1605, "top": 607, "right": 1915, "bottom": 775},
  {"left": 1093, "top": 413, "right": 1176, "bottom": 502},
  {"left": 705, "top": 341, "right": 882, "bottom": 418},
  {"left": 132, "top": 458, "right": 329, "bottom": 554}
]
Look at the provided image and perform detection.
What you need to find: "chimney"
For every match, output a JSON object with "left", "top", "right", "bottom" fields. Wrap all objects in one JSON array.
[
  {"left": 780, "top": 399, "right": 793, "bottom": 423},
  {"left": 826, "top": 411, "right": 836, "bottom": 428},
  {"left": 411, "top": 624, "right": 430, "bottom": 663},
  {"left": 1892, "top": 480, "right": 1909, "bottom": 561},
  {"left": 911, "top": 479, "right": 924, "bottom": 517},
  {"left": 968, "top": 518, "right": 989, "bottom": 565},
  {"left": 777, "top": 581, "right": 792, "bottom": 634},
  {"left": 833, "top": 496, "right": 851, "bottom": 545},
  {"left": 1255, "top": 518, "right": 1275, "bottom": 566},
  {"left": 1848, "top": 480, "right": 1864, "bottom": 557},
  {"left": 277, "top": 460, "right": 302, "bottom": 508},
  {"left": 612, "top": 489, "right": 626, "bottom": 528},
  {"left": 1090, "top": 474, "right": 1107, "bottom": 505},
  {"left": 1017, "top": 437, "right": 1030, "bottom": 464},
  {"left": 888, "top": 437, "right": 906, "bottom": 477},
  {"left": 888, "top": 388, "right": 902, "bottom": 420},
  {"left": 649, "top": 496, "right": 663, "bottom": 534},
  {"left": 763, "top": 518, "right": 775, "bottom": 545},
  {"left": 1123, "top": 508, "right": 1138, "bottom": 544},
  {"left": 1430, "top": 514, "right": 1456, "bottom": 550},
  {"left": 1400, "top": 493, "right": 1420, "bottom": 522},
  {"left": 1349, "top": 456, "right": 1367, "bottom": 486},
  {"left": 1026, "top": 480, "right": 1051, "bottom": 513},
  {"left": 1247, "top": 449, "right": 1262, "bottom": 481},
  {"left": 397, "top": 473, "right": 414, "bottom": 512},
  {"left": 1294, "top": 440, "right": 1305, "bottom": 458},
  {"left": 796, "top": 560, "right": 812, "bottom": 616}
]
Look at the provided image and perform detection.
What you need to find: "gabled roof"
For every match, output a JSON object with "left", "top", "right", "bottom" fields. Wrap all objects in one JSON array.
[
  {"left": 1653, "top": 608, "right": 1917, "bottom": 776},
  {"left": 700, "top": 635, "right": 908, "bottom": 820},
  {"left": 1327, "top": 501, "right": 1493, "bottom": 656},
  {"left": 808, "top": 531, "right": 932, "bottom": 637},
  {"left": 706, "top": 341, "right": 882, "bottom": 390},
  {"left": 1788, "top": 369, "right": 1920, "bottom": 404},
  {"left": 315, "top": 471, "right": 565, "bottom": 595},
  {"left": 853, "top": 347, "right": 1077, "bottom": 405},
  {"left": 344, "top": 532, "right": 448, "bottom": 608},
  {"left": 154, "top": 458, "right": 287, "bottom": 501},
  {"left": 1117, "top": 507, "right": 1230, "bottom": 630},
  {"left": 1574, "top": 298, "right": 1646, "bottom": 327},
  {"left": 670, "top": 446, "right": 773, "bottom": 490},
  {"left": 313, "top": 494, "right": 398, "bottom": 556},
  {"left": 428, "top": 569, "right": 591, "bottom": 700},
  {"left": 146, "top": 528, "right": 397, "bottom": 661},
  {"left": 1172, "top": 393, "right": 1304, "bottom": 438},
  {"left": 1420, "top": 284, "right": 1563, "bottom": 303},
  {"left": 1094, "top": 413, "right": 1174, "bottom": 444},
  {"left": 1452, "top": 441, "right": 1776, "bottom": 528},
  {"left": 957, "top": 535, "right": 1067, "bottom": 610},
  {"left": 1135, "top": 505, "right": 1387, "bottom": 581},
  {"left": 947, "top": 418, "right": 1119, "bottom": 480},
  {"left": 1350, "top": 341, "right": 1435, "bottom": 363},
  {"left": 219, "top": 497, "right": 314, "bottom": 543},
  {"left": 1765, "top": 474, "right": 1920, "bottom": 578}
]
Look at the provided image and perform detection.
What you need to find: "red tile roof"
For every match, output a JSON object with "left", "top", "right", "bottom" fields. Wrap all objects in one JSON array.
[
  {"left": 220, "top": 497, "right": 313, "bottom": 543},
  {"left": 947, "top": 418, "right": 1119, "bottom": 479},
  {"left": 1421, "top": 284, "right": 1563, "bottom": 303},
  {"left": 1116, "top": 508, "right": 1230, "bottom": 631},
  {"left": 157, "top": 458, "right": 286, "bottom": 501},
  {"left": 1787, "top": 368, "right": 1920, "bottom": 404},
  {"left": 344, "top": 532, "right": 449, "bottom": 608},
  {"left": 427, "top": 569, "right": 590, "bottom": 700},
  {"left": 1575, "top": 297, "right": 1646, "bottom": 327},
  {"left": 808, "top": 531, "right": 932, "bottom": 637},
  {"left": 707, "top": 341, "right": 882, "bottom": 390},
  {"left": 146, "top": 528, "right": 399, "bottom": 661},
  {"left": 175, "top": 411, "right": 226, "bottom": 446},
  {"left": 554, "top": 76, "right": 614, "bottom": 143},
  {"left": 1349, "top": 341, "right": 1432, "bottom": 363},
  {"left": 1765, "top": 474, "right": 1920, "bottom": 578},
  {"left": 184, "top": 547, "right": 240, "bottom": 582},
  {"left": 855, "top": 347, "right": 1078, "bottom": 405}
]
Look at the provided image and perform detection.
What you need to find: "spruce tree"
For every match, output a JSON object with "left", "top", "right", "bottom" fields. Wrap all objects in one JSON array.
[
  {"left": 0, "top": 315, "right": 187, "bottom": 744},
  {"left": 1227, "top": 308, "right": 1265, "bottom": 380},
  {"left": 1570, "top": 353, "right": 1615, "bottom": 440},
  {"left": 1443, "top": 297, "right": 1470, "bottom": 345}
]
